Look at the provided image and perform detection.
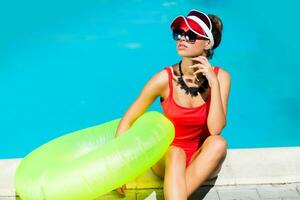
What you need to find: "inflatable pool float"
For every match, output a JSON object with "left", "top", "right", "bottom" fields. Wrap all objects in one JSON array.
[{"left": 14, "top": 111, "right": 174, "bottom": 200}]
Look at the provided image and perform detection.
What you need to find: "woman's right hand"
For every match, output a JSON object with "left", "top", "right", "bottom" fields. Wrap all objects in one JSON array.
[{"left": 115, "top": 184, "right": 127, "bottom": 196}]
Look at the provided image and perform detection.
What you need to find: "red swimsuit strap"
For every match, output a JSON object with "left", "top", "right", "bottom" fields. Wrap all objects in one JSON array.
[{"left": 164, "top": 67, "right": 173, "bottom": 97}]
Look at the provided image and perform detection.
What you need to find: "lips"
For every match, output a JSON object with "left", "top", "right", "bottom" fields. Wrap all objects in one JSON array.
[{"left": 178, "top": 43, "right": 188, "bottom": 48}]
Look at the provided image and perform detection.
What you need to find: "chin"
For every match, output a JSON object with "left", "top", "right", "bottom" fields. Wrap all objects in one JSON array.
[{"left": 177, "top": 50, "right": 199, "bottom": 58}]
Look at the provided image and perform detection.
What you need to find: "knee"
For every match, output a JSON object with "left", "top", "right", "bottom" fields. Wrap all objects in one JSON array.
[
  {"left": 165, "top": 146, "right": 186, "bottom": 167},
  {"left": 205, "top": 135, "right": 228, "bottom": 154}
]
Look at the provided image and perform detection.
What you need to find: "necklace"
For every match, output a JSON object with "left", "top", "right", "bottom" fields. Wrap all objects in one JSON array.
[{"left": 177, "top": 60, "right": 208, "bottom": 97}]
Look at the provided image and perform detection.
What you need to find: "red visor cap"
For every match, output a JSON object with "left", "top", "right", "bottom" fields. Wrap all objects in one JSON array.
[{"left": 171, "top": 16, "right": 207, "bottom": 37}]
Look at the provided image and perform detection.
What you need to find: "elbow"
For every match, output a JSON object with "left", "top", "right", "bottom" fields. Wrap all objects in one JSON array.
[
  {"left": 208, "top": 122, "right": 226, "bottom": 136},
  {"left": 209, "top": 130, "right": 221, "bottom": 136}
]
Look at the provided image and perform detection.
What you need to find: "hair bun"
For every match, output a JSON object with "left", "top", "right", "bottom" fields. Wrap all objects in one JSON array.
[
  {"left": 209, "top": 14, "right": 223, "bottom": 33},
  {"left": 208, "top": 14, "right": 223, "bottom": 50}
]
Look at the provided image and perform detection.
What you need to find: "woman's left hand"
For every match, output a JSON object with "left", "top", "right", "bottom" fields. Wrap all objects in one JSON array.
[{"left": 189, "top": 56, "right": 219, "bottom": 87}]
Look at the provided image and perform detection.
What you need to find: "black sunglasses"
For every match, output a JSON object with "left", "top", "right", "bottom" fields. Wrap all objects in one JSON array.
[{"left": 172, "top": 29, "right": 207, "bottom": 44}]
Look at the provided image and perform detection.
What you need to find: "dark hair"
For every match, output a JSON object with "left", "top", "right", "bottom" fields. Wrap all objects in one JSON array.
[
  {"left": 206, "top": 14, "right": 223, "bottom": 59},
  {"left": 196, "top": 14, "right": 223, "bottom": 92}
]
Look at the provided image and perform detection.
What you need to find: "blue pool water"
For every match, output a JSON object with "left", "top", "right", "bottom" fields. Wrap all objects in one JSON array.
[{"left": 1, "top": 1, "right": 300, "bottom": 158}]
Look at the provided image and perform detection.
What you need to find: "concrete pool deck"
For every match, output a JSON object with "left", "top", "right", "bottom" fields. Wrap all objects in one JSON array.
[{"left": 1, "top": 146, "right": 300, "bottom": 199}]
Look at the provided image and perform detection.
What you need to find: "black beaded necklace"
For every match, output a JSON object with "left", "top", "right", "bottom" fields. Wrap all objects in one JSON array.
[{"left": 177, "top": 60, "right": 208, "bottom": 97}]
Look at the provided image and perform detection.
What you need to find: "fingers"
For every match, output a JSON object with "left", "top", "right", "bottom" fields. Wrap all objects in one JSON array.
[
  {"left": 192, "top": 56, "right": 209, "bottom": 64},
  {"left": 194, "top": 70, "right": 206, "bottom": 77},
  {"left": 122, "top": 184, "right": 127, "bottom": 191},
  {"left": 193, "top": 69, "right": 205, "bottom": 75},
  {"left": 116, "top": 189, "right": 126, "bottom": 196},
  {"left": 116, "top": 184, "right": 127, "bottom": 196},
  {"left": 172, "top": 74, "right": 180, "bottom": 82},
  {"left": 122, "top": 184, "right": 127, "bottom": 194},
  {"left": 192, "top": 66, "right": 208, "bottom": 77},
  {"left": 190, "top": 64, "right": 206, "bottom": 77},
  {"left": 191, "top": 57, "right": 211, "bottom": 70},
  {"left": 189, "top": 63, "right": 206, "bottom": 69}
]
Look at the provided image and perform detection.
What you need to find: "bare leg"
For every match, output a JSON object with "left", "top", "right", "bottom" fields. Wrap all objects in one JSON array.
[
  {"left": 151, "top": 135, "right": 227, "bottom": 199},
  {"left": 185, "top": 135, "right": 227, "bottom": 197},
  {"left": 163, "top": 146, "right": 187, "bottom": 200}
]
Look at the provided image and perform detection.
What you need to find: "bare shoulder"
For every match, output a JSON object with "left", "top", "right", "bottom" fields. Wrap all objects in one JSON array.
[
  {"left": 151, "top": 68, "right": 169, "bottom": 88},
  {"left": 143, "top": 68, "right": 169, "bottom": 98},
  {"left": 216, "top": 67, "right": 231, "bottom": 83}
]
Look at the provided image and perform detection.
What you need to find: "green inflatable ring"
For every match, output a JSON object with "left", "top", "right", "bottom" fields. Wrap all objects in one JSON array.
[{"left": 14, "top": 111, "right": 174, "bottom": 200}]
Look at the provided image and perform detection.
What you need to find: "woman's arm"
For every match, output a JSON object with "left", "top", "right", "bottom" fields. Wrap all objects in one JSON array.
[
  {"left": 207, "top": 69, "right": 231, "bottom": 135},
  {"left": 115, "top": 70, "right": 168, "bottom": 137}
]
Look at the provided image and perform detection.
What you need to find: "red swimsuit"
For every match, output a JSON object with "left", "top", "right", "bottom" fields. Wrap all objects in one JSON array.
[{"left": 160, "top": 66, "right": 220, "bottom": 167}]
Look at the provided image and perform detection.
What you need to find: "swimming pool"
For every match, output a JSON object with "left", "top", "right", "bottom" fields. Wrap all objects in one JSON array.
[{"left": 1, "top": 0, "right": 299, "bottom": 158}]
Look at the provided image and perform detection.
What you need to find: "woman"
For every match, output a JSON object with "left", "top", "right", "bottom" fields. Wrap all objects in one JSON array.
[{"left": 115, "top": 9, "right": 231, "bottom": 199}]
